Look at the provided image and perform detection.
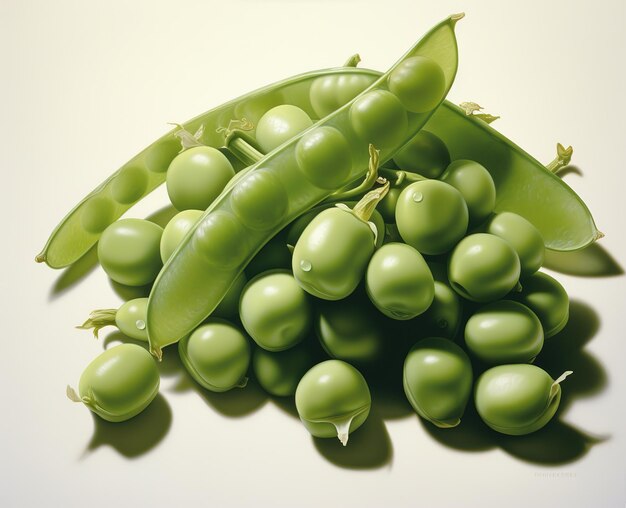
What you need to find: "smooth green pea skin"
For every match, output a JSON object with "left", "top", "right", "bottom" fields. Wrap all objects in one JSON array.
[
  {"left": 475, "top": 364, "right": 567, "bottom": 435},
  {"left": 98, "top": 218, "right": 163, "bottom": 287},
  {"left": 245, "top": 232, "right": 291, "bottom": 278},
  {"left": 485, "top": 212, "right": 545, "bottom": 277},
  {"left": 178, "top": 320, "right": 250, "bottom": 392},
  {"left": 440, "top": 160, "right": 496, "bottom": 225},
  {"left": 160, "top": 209, "right": 203, "bottom": 263},
  {"left": 231, "top": 170, "right": 288, "bottom": 231},
  {"left": 166, "top": 146, "right": 235, "bottom": 211},
  {"left": 115, "top": 297, "right": 149, "bottom": 341},
  {"left": 239, "top": 270, "right": 311, "bottom": 351},
  {"left": 403, "top": 337, "right": 473, "bottom": 428},
  {"left": 388, "top": 56, "right": 446, "bottom": 113},
  {"left": 366, "top": 243, "right": 434, "bottom": 320},
  {"left": 292, "top": 207, "right": 377, "bottom": 300},
  {"left": 465, "top": 300, "right": 544, "bottom": 365},
  {"left": 392, "top": 130, "right": 450, "bottom": 179},
  {"left": 309, "top": 75, "right": 374, "bottom": 118},
  {"left": 314, "top": 293, "right": 386, "bottom": 365},
  {"left": 295, "top": 360, "right": 371, "bottom": 445},
  {"left": 511, "top": 271, "right": 569, "bottom": 338},
  {"left": 255, "top": 104, "right": 313, "bottom": 153},
  {"left": 212, "top": 272, "right": 247, "bottom": 321},
  {"left": 77, "top": 344, "right": 160, "bottom": 422},
  {"left": 448, "top": 233, "right": 521, "bottom": 303},
  {"left": 395, "top": 180, "right": 468, "bottom": 255},
  {"left": 252, "top": 340, "right": 316, "bottom": 397},
  {"left": 378, "top": 187, "right": 403, "bottom": 223},
  {"left": 350, "top": 90, "right": 408, "bottom": 149}
]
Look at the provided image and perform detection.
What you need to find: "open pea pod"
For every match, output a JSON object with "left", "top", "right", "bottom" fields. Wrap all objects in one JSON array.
[
  {"left": 147, "top": 14, "right": 464, "bottom": 358},
  {"left": 35, "top": 68, "right": 381, "bottom": 269}
]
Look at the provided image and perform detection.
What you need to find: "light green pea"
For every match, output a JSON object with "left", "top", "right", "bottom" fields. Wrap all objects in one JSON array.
[
  {"left": 475, "top": 364, "right": 572, "bottom": 435},
  {"left": 160, "top": 209, "right": 203, "bottom": 263},
  {"left": 388, "top": 56, "right": 446, "bottom": 113},
  {"left": 403, "top": 337, "right": 473, "bottom": 428},
  {"left": 295, "top": 360, "right": 371, "bottom": 446},
  {"left": 255, "top": 104, "right": 313, "bottom": 153},
  {"left": 77, "top": 297, "right": 149, "bottom": 342},
  {"left": 178, "top": 320, "right": 251, "bottom": 392},
  {"left": 350, "top": 90, "right": 408, "bottom": 149},
  {"left": 67, "top": 343, "right": 160, "bottom": 422}
]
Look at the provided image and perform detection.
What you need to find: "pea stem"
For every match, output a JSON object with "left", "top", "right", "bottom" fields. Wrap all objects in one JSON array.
[
  {"left": 343, "top": 54, "right": 362, "bottom": 68},
  {"left": 76, "top": 309, "right": 118, "bottom": 339},
  {"left": 225, "top": 131, "right": 265, "bottom": 167},
  {"left": 549, "top": 370, "right": 573, "bottom": 401},
  {"left": 324, "top": 144, "right": 381, "bottom": 203},
  {"left": 546, "top": 143, "right": 573, "bottom": 175},
  {"left": 169, "top": 123, "right": 205, "bottom": 151}
]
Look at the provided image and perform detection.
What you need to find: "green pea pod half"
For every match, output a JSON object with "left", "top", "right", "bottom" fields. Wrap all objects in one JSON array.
[{"left": 146, "top": 14, "right": 463, "bottom": 358}]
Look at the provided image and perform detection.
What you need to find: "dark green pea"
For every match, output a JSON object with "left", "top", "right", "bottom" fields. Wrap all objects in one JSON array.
[
  {"left": 295, "top": 360, "right": 371, "bottom": 446},
  {"left": 448, "top": 233, "right": 521, "bottom": 302},
  {"left": 212, "top": 272, "right": 247, "bottom": 321},
  {"left": 70, "top": 344, "right": 159, "bottom": 422},
  {"left": 511, "top": 271, "right": 569, "bottom": 338},
  {"left": 388, "top": 56, "right": 446, "bottom": 113},
  {"left": 179, "top": 320, "right": 250, "bottom": 392},
  {"left": 392, "top": 130, "right": 450, "bottom": 178},
  {"left": 231, "top": 170, "right": 288, "bottom": 231},
  {"left": 475, "top": 364, "right": 572, "bottom": 435},
  {"left": 296, "top": 126, "right": 352, "bottom": 189},
  {"left": 252, "top": 340, "right": 315, "bottom": 397},
  {"left": 486, "top": 212, "right": 545, "bottom": 277},
  {"left": 366, "top": 243, "right": 434, "bottom": 320},
  {"left": 441, "top": 159, "right": 496, "bottom": 225},
  {"left": 255, "top": 104, "right": 313, "bottom": 153},
  {"left": 465, "top": 300, "right": 544, "bottom": 365},
  {"left": 395, "top": 180, "right": 468, "bottom": 255},
  {"left": 350, "top": 90, "right": 408, "bottom": 149},
  {"left": 98, "top": 218, "right": 163, "bottom": 287},
  {"left": 403, "top": 337, "right": 473, "bottom": 428}
]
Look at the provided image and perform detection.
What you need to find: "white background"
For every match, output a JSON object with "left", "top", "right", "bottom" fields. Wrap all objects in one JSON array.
[{"left": 2, "top": 1, "right": 625, "bottom": 506}]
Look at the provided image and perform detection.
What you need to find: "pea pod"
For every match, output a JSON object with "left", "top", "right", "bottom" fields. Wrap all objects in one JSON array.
[{"left": 146, "top": 15, "right": 463, "bottom": 358}]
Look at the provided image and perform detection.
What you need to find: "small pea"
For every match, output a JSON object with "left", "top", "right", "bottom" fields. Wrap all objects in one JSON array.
[
  {"left": 393, "top": 130, "right": 451, "bottom": 179},
  {"left": 253, "top": 340, "right": 316, "bottom": 397},
  {"left": 474, "top": 364, "right": 572, "bottom": 435},
  {"left": 511, "top": 271, "right": 569, "bottom": 338},
  {"left": 441, "top": 160, "right": 496, "bottom": 225},
  {"left": 295, "top": 360, "right": 371, "bottom": 446},
  {"left": 231, "top": 170, "right": 288, "bottom": 231},
  {"left": 448, "top": 233, "right": 521, "bottom": 302},
  {"left": 160, "top": 209, "right": 203, "bottom": 263},
  {"left": 111, "top": 165, "right": 149, "bottom": 205},
  {"left": 335, "top": 74, "right": 374, "bottom": 105},
  {"left": 295, "top": 126, "right": 352, "bottom": 189},
  {"left": 81, "top": 196, "right": 115, "bottom": 234},
  {"left": 350, "top": 90, "right": 408, "bottom": 149},
  {"left": 465, "top": 300, "right": 544, "bottom": 365},
  {"left": 388, "top": 56, "right": 446, "bottom": 113},
  {"left": 403, "top": 337, "right": 473, "bottom": 428},
  {"left": 179, "top": 320, "right": 251, "bottom": 392},
  {"left": 67, "top": 344, "right": 160, "bottom": 422},
  {"left": 255, "top": 104, "right": 313, "bottom": 153},
  {"left": 77, "top": 297, "right": 148, "bottom": 341}
]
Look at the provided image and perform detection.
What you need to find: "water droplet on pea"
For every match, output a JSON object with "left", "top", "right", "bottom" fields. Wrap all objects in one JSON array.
[
  {"left": 412, "top": 192, "right": 424, "bottom": 203},
  {"left": 300, "top": 259, "right": 312, "bottom": 272},
  {"left": 136, "top": 319, "right": 146, "bottom": 330}
]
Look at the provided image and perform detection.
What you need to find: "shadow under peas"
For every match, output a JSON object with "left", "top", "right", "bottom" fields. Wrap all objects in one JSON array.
[
  {"left": 313, "top": 408, "right": 393, "bottom": 470},
  {"left": 82, "top": 393, "right": 172, "bottom": 459},
  {"left": 109, "top": 279, "right": 152, "bottom": 301},
  {"left": 145, "top": 204, "right": 179, "bottom": 228},
  {"left": 543, "top": 243, "right": 623, "bottom": 277},
  {"left": 49, "top": 244, "right": 99, "bottom": 300},
  {"left": 556, "top": 164, "right": 583, "bottom": 178}
]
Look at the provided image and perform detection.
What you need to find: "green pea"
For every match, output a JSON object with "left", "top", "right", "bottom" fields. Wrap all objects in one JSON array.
[
  {"left": 511, "top": 271, "right": 569, "bottom": 338},
  {"left": 239, "top": 270, "right": 311, "bottom": 351},
  {"left": 465, "top": 300, "right": 544, "bottom": 365},
  {"left": 335, "top": 74, "right": 374, "bottom": 105},
  {"left": 166, "top": 146, "right": 235, "bottom": 211},
  {"left": 192, "top": 211, "right": 248, "bottom": 268},
  {"left": 111, "top": 165, "right": 149, "bottom": 205},
  {"left": 441, "top": 159, "right": 496, "bottom": 225},
  {"left": 403, "top": 337, "right": 473, "bottom": 428},
  {"left": 366, "top": 242, "right": 434, "bottom": 320},
  {"left": 350, "top": 90, "right": 408, "bottom": 149},
  {"left": 377, "top": 186, "right": 403, "bottom": 223},
  {"left": 388, "top": 56, "right": 446, "bottom": 113},
  {"left": 474, "top": 364, "right": 572, "bottom": 435},
  {"left": 485, "top": 212, "right": 545, "bottom": 277},
  {"left": 292, "top": 207, "right": 376, "bottom": 300},
  {"left": 212, "top": 272, "right": 247, "bottom": 321},
  {"left": 116, "top": 298, "right": 149, "bottom": 341},
  {"left": 295, "top": 126, "right": 352, "bottom": 189},
  {"left": 81, "top": 196, "right": 115, "bottom": 234},
  {"left": 68, "top": 343, "right": 159, "bottom": 422},
  {"left": 255, "top": 104, "right": 313, "bottom": 153},
  {"left": 295, "top": 359, "right": 371, "bottom": 446},
  {"left": 231, "top": 170, "right": 288, "bottom": 231},
  {"left": 252, "top": 340, "right": 315, "bottom": 397},
  {"left": 393, "top": 130, "right": 450, "bottom": 178},
  {"left": 160, "top": 209, "right": 203, "bottom": 263},
  {"left": 309, "top": 75, "right": 340, "bottom": 118},
  {"left": 448, "top": 233, "right": 521, "bottom": 302},
  {"left": 98, "top": 218, "right": 163, "bottom": 286},
  {"left": 179, "top": 320, "right": 251, "bottom": 392},
  {"left": 395, "top": 180, "right": 468, "bottom": 255}
]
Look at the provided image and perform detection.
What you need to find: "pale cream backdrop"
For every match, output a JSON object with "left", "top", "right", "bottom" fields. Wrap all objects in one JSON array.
[{"left": 1, "top": 0, "right": 625, "bottom": 507}]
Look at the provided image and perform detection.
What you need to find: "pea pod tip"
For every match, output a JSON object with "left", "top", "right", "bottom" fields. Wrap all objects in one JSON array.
[{"left": 450, "top": 12, "right": 465, "bottom": 24}]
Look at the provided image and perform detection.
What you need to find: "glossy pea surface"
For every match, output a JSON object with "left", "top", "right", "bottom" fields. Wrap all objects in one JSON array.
[
  {"left": 388, "top": 56, "right": 446, "bottom": 113},
  {"left": 255, "top": 104, "right": 313, "bottom": 153},
  {"left": 365, "top": 243, "right": 434, "bottom": 320},
  {"left": 253, "top": 340, "right": 315, "bottom": 397},
  {"left": 392, "top": 130, "right": 450, "bottom": 178},
  {"left": 475, "top": 364, "right": 568, "bottom": 435},
  {"left": 239, "top": 271, "right": 311, "bottom": 351},
  {"left": 116, "top": 298, "right": 149, "bottom": 341},
  {"left": 403, "top": 337, "right": 473, "bottom": 428},
  {"left": 160, "top": 209, "right": 203, "bottom": 263},
  {"left": 448, "top": 233, "right": 520, "bottom": 302},
  {"left": 309, "top": 74, "right": 374, "bottom": 118},
  {"left": 231, "top": 170, "right": 288, "bottom": 231},
  {"left": 98, "top": 218, "right": 163, "bottom": 286},
  {"left": 512, "top": 271, "right": 569, "bottom": 337},
  {"left": 77, "top": 344, "right": 159, "bottom": 422},
  {"left": 465, "top": 300, "right": 544, "bottom": 365},
  {"left": 350, "top": 90, "right": 408, "bottom": 149},
  {"left": 441, "top": 159, "right": 496, "bottom": 224},
  {"left": 179, "top": 320, "right": 250, "bottom": 392}
]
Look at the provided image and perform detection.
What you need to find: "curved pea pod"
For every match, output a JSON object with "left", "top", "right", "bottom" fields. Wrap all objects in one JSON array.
[
  {"left": 147, "top": 14, "right": 463, "bottom": 358},
  {"left": 474, "top": 364, "right": 572, "bottom": 435},
  {"left": 403, "top": 337, "right": 473, "bottom": 428},
  {"left": 77, "top": 297, "right": 149, "bottom": 341},
  {"left": 67, "top": 344, "right": 160, "bottom": 422}
]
